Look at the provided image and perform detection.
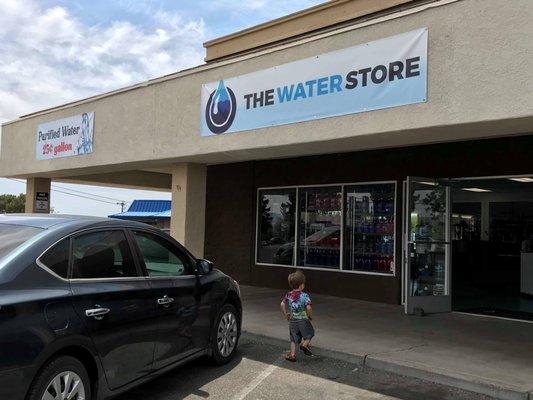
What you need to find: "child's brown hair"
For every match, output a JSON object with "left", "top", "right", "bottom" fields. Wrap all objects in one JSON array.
[{"left": 288, "top": 270, "right": 306, "bottom": 289}]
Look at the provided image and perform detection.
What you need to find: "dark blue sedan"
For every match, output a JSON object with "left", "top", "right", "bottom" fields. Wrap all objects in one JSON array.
[{"left": 0, "top": 215, "right": 241, "bottom": 400}]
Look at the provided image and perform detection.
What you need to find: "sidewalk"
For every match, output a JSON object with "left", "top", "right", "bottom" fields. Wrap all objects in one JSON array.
[{"left": 240, "top": 285, "right": 533, "bottom": 400}]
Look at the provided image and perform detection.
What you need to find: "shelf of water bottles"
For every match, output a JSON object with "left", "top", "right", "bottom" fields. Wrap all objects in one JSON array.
[
  {"left": 299, "top": 247, "right": 340, "bottom": 268},
  {"left": 346, "top": 254, "right": 394, "bottom": 273},
  {"left": 302, "top": 192, "right": 342, "bottom": 212},
  {"left": 348, "top": 232, "right": 394, "bottom": 254},
  {"left": 349, "top": 216, "right": 395, "bottom": 235},
  {"left": 351, "top": 192, "right": 394, "bottom": 216}
]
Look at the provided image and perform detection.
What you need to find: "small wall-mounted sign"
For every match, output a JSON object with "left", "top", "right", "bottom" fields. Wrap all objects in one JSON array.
[{"left": 35, "top": 191, "right": 49, "bottom": 213}]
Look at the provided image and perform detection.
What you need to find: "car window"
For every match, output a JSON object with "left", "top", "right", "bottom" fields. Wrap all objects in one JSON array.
[
  {"left": 0, "top": 224, "right": 43, "bottom": 260},
  {"left": 132, "top": 231, "right": 192, "bottom": 277},
  {"left": 72, "top": 230, "right": 138, "bottom": 279},
  {"left": 39, "top": 238, "right": 70, "bottom": 279}
]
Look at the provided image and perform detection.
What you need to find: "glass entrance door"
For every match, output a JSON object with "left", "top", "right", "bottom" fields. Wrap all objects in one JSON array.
[{"left": 405, "top": 177, "right": 451, "bottom": 314}]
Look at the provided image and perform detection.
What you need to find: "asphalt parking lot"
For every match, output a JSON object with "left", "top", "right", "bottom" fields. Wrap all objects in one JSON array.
[{"left": 116, "top": 336, "right": 496, "bottom": 400}]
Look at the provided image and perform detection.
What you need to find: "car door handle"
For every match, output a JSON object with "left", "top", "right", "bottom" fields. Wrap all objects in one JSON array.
[
  {"left": 85, "top": 307, "right": 110, "bottom": 320},
  {"left": 157, "top": 295, "right": 175, "bottom": 305}
]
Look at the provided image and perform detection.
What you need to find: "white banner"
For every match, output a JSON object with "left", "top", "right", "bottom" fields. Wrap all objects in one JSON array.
[
  {"left": 201, "top": 28, "right": 427, "bottom": 136},
  {"left": 36, "top": 112, "right": 94, "bottom": 160}
]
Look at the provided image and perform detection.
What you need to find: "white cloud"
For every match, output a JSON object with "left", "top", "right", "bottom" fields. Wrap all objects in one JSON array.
[
  {"left": 0, "top": 0, "right": 205, "bottom": 122},
  {"left": 0, "top": 0, "right": 322, "bottom": 216}
]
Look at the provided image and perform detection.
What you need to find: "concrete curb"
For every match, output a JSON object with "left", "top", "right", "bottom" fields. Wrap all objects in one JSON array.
[
  {"left": 241, "top": 331, "right": 531, "bottom": 400},
  {"left": 242, "top": 331, "right": 366, "bottom": 366},
  {"left": 364, "top": 357, "right": 530, "bottom": 400}
]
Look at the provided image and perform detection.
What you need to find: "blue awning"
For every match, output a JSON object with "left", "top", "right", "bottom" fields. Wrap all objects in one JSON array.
[{"left": 109, "top": 200, "right": 171, "bottom": 220}]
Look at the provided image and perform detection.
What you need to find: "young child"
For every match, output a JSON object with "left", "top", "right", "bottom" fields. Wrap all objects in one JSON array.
[{"left": 280, "top": 270, "right": 314, "bottom": 362}]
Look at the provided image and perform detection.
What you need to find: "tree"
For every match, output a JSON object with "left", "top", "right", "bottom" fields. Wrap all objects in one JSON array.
[
  {"left": 0, "top": 194, "right": 26, "bottom": 213},
  {"left": 279, "top": 193, "right": 296, "bottom": 240},
  {"left": 259, "top": 196, "right": 273, "bottom": 240}
]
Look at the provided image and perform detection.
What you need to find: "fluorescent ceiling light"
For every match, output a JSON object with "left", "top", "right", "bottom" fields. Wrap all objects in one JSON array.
[
  {"left": 509, "top": 177, "right": 533, "bottom": 183},
  {"left": 419, "top": 181, "right": 437, "bottom": 186},
  {"left": 453, "top": 214, "right": 473, "bottom": 219},
  {"left": 462, "top": 187, "right": 491, "bottom": 193}
]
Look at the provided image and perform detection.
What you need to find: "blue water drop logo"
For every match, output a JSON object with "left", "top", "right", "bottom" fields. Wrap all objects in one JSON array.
[{"left": 205, "top": 80, "right": 237, "bottom": 134}]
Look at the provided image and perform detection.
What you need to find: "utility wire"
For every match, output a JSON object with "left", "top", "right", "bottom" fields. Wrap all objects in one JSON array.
[
  {"left": 51, "top": 188, "right": 120, "bottom": 205},
  {"left": 51, "top": 183, "right": 126, "bottom": 202},
  {"left": 6, "top": 178, "right": 125, "bottom": 206}
]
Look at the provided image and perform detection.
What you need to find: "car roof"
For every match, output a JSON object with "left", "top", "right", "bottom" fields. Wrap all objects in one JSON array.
[{"left": 0, "top": 214, "right": 151, "bottom": 230}]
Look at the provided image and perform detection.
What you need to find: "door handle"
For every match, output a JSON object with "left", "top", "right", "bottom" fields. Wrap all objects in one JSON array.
[
  {"left": 157, "top": 295, "right": 175, "bottom": 305},
  {"left": 85, "top": 307, "right": 110, "bottom": 320}
]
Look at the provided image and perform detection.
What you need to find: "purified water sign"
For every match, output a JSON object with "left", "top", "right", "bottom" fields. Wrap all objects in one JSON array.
[
  {"left": 200, "top": 28, "right": 428, "bottom": 136},
  {"left": 36, "top": 112, "right": 94, "bottom": 160}
]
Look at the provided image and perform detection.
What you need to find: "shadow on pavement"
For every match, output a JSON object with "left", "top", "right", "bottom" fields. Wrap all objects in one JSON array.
[
  {"left": 114, "top": 352, "right": 244, "bottom": 400},
  {"left": 236, "top": 336, "right": 495, "bottom": 400},
  {"left": 115, "top": 336, "right": 494, "bottom": 400}
]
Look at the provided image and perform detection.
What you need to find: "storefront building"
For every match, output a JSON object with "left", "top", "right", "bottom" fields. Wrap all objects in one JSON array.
[{"left": 1, "top": 0, "right": 532, "bottom": 318}]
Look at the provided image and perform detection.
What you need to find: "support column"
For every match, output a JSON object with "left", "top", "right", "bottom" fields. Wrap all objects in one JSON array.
[
  {"left": 170, "top": 163, "right": 207, "bottom": 258},
  {"left": 25, "top": 177, "right": 51, "bottom": 213}
]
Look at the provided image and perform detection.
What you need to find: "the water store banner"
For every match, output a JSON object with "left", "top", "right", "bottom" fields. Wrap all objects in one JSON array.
[
  {"left": 200, "top": 28, "right": 427, "bottom": 136},
  {"left": 36, "top": 112, "right": 94, "bottom": 160}
]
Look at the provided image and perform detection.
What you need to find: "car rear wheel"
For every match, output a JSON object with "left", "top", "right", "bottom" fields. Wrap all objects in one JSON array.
[
  {"left": 28, "top": 356, "right": 91, "bottom": 400},
  {"left": 210, "top": 303, "right": 239, "bottom": 364}
]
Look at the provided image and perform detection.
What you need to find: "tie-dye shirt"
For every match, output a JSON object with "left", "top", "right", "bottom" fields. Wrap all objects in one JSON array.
[{"left": 282, "top": 290, "right": 312, "bottom": 320}]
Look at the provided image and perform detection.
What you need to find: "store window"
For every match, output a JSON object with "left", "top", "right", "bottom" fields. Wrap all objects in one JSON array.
[
  {"left": 257, "top": 188, "right": 296, "bottom": 265},
  {"left": 297, "top": 186, "right": 342, "bottom": 269},
  {"left": 255, "top": 181, "right": 396, "bottom": 275},
  {"left": 344, "top": 183, "right": 395, "bottom": 274}
]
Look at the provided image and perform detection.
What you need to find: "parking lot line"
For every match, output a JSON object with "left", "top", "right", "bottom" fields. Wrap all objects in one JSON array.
[{"left": 232, "top": 357, "right": 284, "bottom": 400}]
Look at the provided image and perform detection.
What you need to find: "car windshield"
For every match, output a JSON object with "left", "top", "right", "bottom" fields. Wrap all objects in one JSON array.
[{"left": 0, "top": 223, "right": 44, "bottom": 260}]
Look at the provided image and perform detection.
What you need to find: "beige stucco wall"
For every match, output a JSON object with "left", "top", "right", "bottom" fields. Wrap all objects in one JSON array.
[{"left": 1, "top": 0, "right": 532, "bottom": 179}]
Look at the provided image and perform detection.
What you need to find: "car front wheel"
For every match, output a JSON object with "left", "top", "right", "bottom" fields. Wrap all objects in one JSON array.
[
  {"left": 211, "top": 303, "right": 239, "bottom": 364},
  {"left": 28, "top": 355, "right": 91, "bottom": 400}
]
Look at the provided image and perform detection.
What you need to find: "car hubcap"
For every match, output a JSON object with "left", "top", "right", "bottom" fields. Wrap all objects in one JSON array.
[
  {"left": 42, "top": 371, "right": 85, "bottom": 400},
  {"left": 217, "top": 311, "right": 237, "bottom": 357}
]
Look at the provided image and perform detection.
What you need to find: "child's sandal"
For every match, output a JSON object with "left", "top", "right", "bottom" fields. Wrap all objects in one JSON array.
[
  {"left": 285, "top": 352, "right": 296, "bottom": 362},
  {"left": 300, "top": 345, "right": 314, "bottom": 356}
]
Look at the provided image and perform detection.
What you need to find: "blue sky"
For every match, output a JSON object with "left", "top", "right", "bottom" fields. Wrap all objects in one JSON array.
[{"left": 0, "top": 0, "right": 322, "bottom": 216}]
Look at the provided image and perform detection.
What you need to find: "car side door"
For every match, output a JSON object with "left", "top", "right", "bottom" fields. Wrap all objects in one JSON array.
[
  {"left": 69, "top": 228, "right": 158, "bottom": 390},
  {"left": 130, "top": 229, "right": 209, "bottom": 369}
]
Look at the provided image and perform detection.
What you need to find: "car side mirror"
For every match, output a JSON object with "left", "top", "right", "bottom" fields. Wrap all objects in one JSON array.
[{"left": 196, "top": 259, "right": 213, "bottom": 275}]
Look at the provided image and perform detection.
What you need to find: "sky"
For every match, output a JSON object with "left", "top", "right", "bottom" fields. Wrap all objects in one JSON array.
[{"left": 0, "top": 0, "right": 322, "bottom": 216}]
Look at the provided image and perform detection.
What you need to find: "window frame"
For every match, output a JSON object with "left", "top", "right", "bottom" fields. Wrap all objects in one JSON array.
[
  {"left": 128, "top": 228, "right": 197, "bottom": 279},
  {"left": 36, "top": 236, "right": 72, "bottom": 282},
  {"left": 35, "top": 236, "right": 71, "bottom": 280},
  {"left": 255, "top": 181, "right": 397, "bottom": 277},
  {"left": 255, "top": 187, "right": 297, "bottom": 267},
  {"left": 69, "top": 228, "right": 145, "bottom": 281},
  {"left": 296, "top": 185, "right": 343, "bottom": 270}
]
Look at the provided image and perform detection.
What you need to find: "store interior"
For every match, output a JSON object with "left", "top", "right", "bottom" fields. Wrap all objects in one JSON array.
[{"left": 451, "top": 177, "right": 533, "bottom": 321}]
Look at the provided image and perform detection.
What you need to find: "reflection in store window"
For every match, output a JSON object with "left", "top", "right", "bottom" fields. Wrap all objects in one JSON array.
[
  {"left": 409, "top": 182, "right": 447, "bottom": 296},
  {"left": 410, "top": 242, "right": 446, "bottom": 296},
  {"left": 297, "top": 186, "right": 342, "bottom": 269},
  {"left": 257, "top": 189, "right": 296, "bottom": 265},
  {"left": 409, "top": 185, "right": 446, "bottom": 242},
  {"left": 344, "top": 184, "right": 395, "bottom": 274}
]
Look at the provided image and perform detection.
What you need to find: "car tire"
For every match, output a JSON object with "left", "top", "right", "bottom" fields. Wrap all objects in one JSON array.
[
  {"left": 210, "top": 303, "right": 240, "bottom": 365},
  {"left": 27, "top": 355, "right": 91, "bottom": 400}
]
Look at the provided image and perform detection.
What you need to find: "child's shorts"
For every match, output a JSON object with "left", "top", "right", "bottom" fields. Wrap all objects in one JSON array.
[{"left": 289, "top": 319, "right": 315, "bottom": 343}]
